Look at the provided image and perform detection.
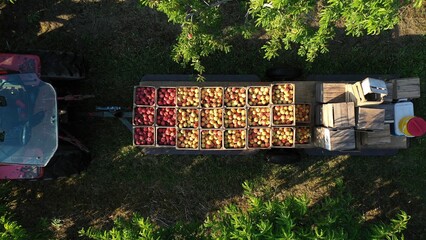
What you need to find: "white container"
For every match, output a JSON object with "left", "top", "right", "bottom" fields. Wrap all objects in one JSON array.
[{"left": 393, "top": 102, "right": 414, "bottom": 136}]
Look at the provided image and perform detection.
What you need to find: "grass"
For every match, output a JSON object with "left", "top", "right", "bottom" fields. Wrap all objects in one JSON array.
[{"left": 0, "top": 0, "right": 425, "bottom": 239}]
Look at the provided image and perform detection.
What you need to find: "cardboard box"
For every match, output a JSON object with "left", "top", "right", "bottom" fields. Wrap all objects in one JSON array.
[
  {"left": 391, "top": 78, "right": 420, "bottom": 99},
  {"left": 356, "top": 107, "right": 385, "bottom": 130},
  {"left": 360, "top": 124, "right": 391, "bottom": 145},
  {"left": 316, "top": 83, "right": 348, "bottom": 103},
  {"left": 314, "top": 127, "right": 355, "bottom": 151},
  {"left": 318, "top": 102, "right": 355, "bottom": 129}
]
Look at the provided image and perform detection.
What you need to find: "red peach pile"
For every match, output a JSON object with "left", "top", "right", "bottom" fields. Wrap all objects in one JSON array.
[
  {"left": 248, "top": 87, "right": 270, "bottom": 106},
  {"left": 248, "top": 107, "right": 270, "bottom": 127},
  {"left": 157, "top": 128, "right": 176, "bottom": 146},
  {"left": 201, "top": 130, "right": 223, "bottom": 149},
  {"left": 248, "top": 128, "right": 271, "bottom": 148},
  {"left": 272, "top": 105, "right": 294, "bottom": 125},
  {"left": 224, "top": 130, "right": 246, "bottom": 149},
  {"left": 134, "top": 127, "right": 155, "bottom": 145},
  {"left": 157, "top": 88, "right": 176, "bottom": 106},
  {"left": 177, "top": 87, "right": 200, "bottom": 107},
  {"left": 177, "top": 108, "right": 199, "bottom": 128},
  {"left": 272, "top": 127, "right": 294, "bottom": 147},
  {"left": 157, "top": 108, "right": 176, "bottom": 126},
  {"left": 177, "top": 129, "right": 199, "bottom": 149},
  {"left": 135, "top": 87, "right": 155, "bottom": 105},
  {"left": 295, "top": 104, "right": 310, "bottom": 123},
  {"left": 272, "top": 84, "right": 294, "bottom": 104},
  {"left": 224, "top": 108, "right": 246, "bottom": 128},
  {"left": 201, "top": 109, "right": 223, "bottom": 128},
  {"left": 201, "top": 87, "right": 223, "bottom": 107},
  {"left": 296, "top": 127, "right": 311, "bottom": 144},
  {"left": 133, "top": 107, "right": 155, "bottom": 126},
  {"left": 224, "top": 87, "right": 246, "bottom": 107}
]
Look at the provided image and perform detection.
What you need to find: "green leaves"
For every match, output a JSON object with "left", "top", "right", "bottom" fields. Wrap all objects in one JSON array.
[{"left": 140, "top": 0, "right": 421, "bottom": 76}]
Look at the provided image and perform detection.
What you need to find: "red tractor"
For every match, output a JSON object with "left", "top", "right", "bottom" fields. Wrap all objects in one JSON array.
[{"left": 0, "top": 52, "right": 91, "bottom": 180}]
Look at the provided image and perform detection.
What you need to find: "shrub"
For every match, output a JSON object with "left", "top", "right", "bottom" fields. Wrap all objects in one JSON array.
[
  {"left": 0, "top": 206, "right": 28, "bottom": 240},
  {"left": 80, "top": 180, "right": 410, "bottom": 239}
]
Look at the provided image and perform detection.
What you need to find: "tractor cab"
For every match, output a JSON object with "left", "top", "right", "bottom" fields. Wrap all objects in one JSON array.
[{"left": 0, "top": 73, "right": 58, "bottom": 178}]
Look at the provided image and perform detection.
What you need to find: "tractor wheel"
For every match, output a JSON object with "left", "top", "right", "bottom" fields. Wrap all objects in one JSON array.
[
  {"left": 33, "top": 50, "right": 87, "bottom": 82},
  {"left": 265, "top": 149, "right": 301, "bottom": 165},
  {"left": 266, "top": 66, "right": 302, "bottom": 81},
  {"left": 42, "top": 142, "right": 91, "bottom": 179}
]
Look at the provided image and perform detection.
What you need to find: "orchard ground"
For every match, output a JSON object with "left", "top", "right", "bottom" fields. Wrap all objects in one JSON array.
[{"left": 0, "top": 0, "right": 425, "bottom": 239}]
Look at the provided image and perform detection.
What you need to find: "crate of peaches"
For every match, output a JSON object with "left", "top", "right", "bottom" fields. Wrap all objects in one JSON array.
[
  {"left": 133, "top": 127, "right": 155, "bottom": 146},
  {"left": 295, "top": 127, "right": 311, "bottom": 144},
  {"left": 272, "top": 83, "right": 294, "bottom": 104},
  {"left": 176, "top": 129, "right": 199, "bottom": 149},
  {"left": 247, "top": 86, "right": 271, "bottom": 106},
  {"left": 247, "top": 128, "right": 271, "bottom": 149},
  {"left": 156, "top": 127, "right": 176, "bottom": 147},
  {"left": 177, "top": 87, "right": 200, "bottom": 107},
  {"left": 224, "top": 129, "right": 246, "bottom": 149},
  {"left": 272, "top": 105, "right": 295, "bottom": 126},
  {"left": 134, "top": 86, "right": 156, "bottom": 106},
  {"left": 201, "top": 129, "right": 223, "bottom": 150},
  {"left": 272, "top": 127, "right": 295, "bottom": 148},
  {"left": 295, "top": 104, "right": 311, "bottom": 124},
  {"left": 201, "top": 87, "right": 223, "bottom": 108}
]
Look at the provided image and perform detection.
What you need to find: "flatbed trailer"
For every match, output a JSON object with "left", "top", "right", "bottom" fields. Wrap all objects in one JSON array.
[{"left": 131, "top": 74, "right": 414, "bottom": 157}]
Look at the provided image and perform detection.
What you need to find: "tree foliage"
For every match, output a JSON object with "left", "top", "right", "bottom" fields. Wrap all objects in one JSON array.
[{"left": 140, "top": 0, "right": 423, "bottom": 79}]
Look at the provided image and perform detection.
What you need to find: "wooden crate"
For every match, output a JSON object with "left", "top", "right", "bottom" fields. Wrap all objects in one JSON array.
[
  {"left": 392, "top": 78, "right": 421, "bottom": 99},
  {"left": 364, "top": 104, "right": 394, "bottom": 123},
  {"left": 318, "top": 102, "right": 355, "bottom": 129},
  {"left": 359, "top": 124, "right": 391, "bottom": 145},
  {"left": 349, "top": 82, "right": 385, "bottom": 106},
  {"left": 356, "top": 107, "right": 385, "bottom": 130},
  {"left": 316, "top": 83, "right": 348, "bottom": 103},
  {"left": 383, "top": 82, "right": 393, "bottom": 103},
  {"left": 314, "top": 127, "right": 355, "bottom": 151}
]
